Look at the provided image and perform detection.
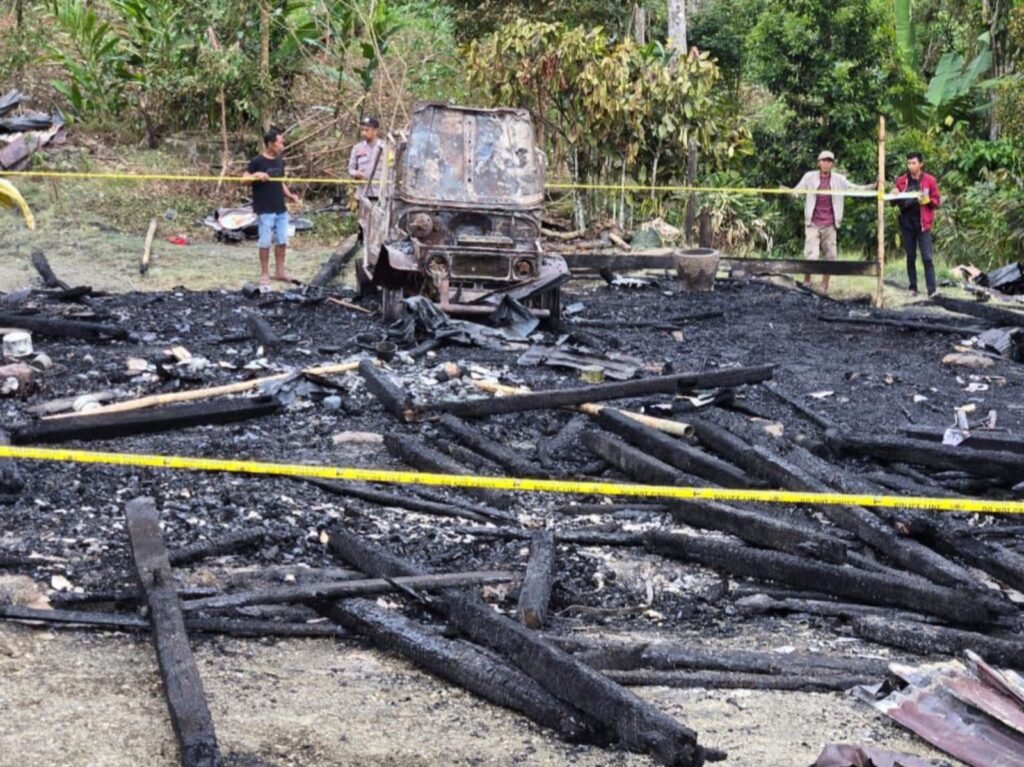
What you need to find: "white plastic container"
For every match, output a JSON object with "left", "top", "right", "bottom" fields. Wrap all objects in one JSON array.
[{"left": 2, "top": 331, "right": 33, "bottom": 359}]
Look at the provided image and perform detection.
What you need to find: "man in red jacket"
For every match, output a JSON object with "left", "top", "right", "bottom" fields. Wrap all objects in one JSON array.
[{"left": 893, "top": 152, "right": 942, "bottom": 296}]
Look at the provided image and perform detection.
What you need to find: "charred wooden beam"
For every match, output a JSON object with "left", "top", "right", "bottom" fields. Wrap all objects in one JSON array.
[
  {"left": 382, "top": 433, "right": 513, "bottom": 511},
  {"left": 0, "top": 605, "right": 350, "bottom": 639},
  {"left": 358, "top": 358, "right": 416, "bottom": 422},
  {"left": 323, "top": 598, "right": 606, "bottom": 744},
  {"left": 245, "top": 313, "right": 278, "bottom": 350},
  {"left": 447, "top": 525, "right": 644, "bottom": 547},
  {"left": 328, "top": 528, "right": 718, "bottom": 767},
  {"left": 763, "top": 384, "right": 837, "bottom": 430},
  {"left": 13, "top": 396, "right": 281, "bottom": 445},
  {"left": 691, "top": 418, "right": 981, "bottom": 589},
  {"left": 733, "top": 593, "right": 938, "bottom": 624},
  {"left": 668, "top": 500, "right": 849, "bottom": 564},
  {"left": 517, "top": 531, "right": 556, "bottom": 629},
  {"left": 309, "top": 234, "right": 359, "bottom": 289},
  {"left": 552, "top": 638, "right": 890, "bottom": 677},
  {"left": 306, "top": 478, "right": 505, "bottom": 524},
  {"left": 903, "top": 426, "right": 1024, "bottom": 455},
  {"left": 826, "top": 429, "right": 1023, "bottom": 480},
  {"left": 437, "top": 414, "right": 548, "bottom": 478},
  {"left": 0, "top": 312, "right": 129, "bottom": 342},
  {"left": 604, "top": 669, "right": 876, "bottom": 692},
  {"left": 853, "top": 616, "right": 1024, "bottom": 668},
  {"left": 432, "top": 365, "right": 775, "bottom": 418},
  {"left": 581, "top": 430, "right": 687, "bottom": 486},
  {"left": 930, "top": 294, "right": 1024, "bottom": 328},
  {"left": 595, "top": 408, "right": 759, "bottom": 488},
  {"left": 125, "top": 498, "right": 221, "bottom": 767},
  {"left": 182, "top": 571, "right": 516, "bottom": 613},
  {"left": 168, "top": 529, "right": 266, "bottom": 567},
  {"left": 644, "top": 531, "right": 995, "bottom": 626},
  {"left": 31, "top": 250, "right": 68, "bottom": 289},
  {"left": 817, "top": 315, "right": 987, "bottom": 334},
  {"left": 565, "top": 311, "right": 724, "bottom": 330}
]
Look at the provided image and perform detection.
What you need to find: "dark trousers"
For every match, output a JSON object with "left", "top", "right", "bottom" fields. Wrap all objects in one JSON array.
[{"left": 901, "top": 223, "right": 935, "bottom": 294}]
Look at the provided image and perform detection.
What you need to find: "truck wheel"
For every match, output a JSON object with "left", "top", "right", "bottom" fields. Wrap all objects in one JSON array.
[{"left": 381, "top": 287, "right": 404, "bottom": 324}]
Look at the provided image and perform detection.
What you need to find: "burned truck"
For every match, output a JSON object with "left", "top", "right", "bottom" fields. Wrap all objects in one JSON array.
[{"left": 356, "top": 103, "right": 569, "bottom": 322}]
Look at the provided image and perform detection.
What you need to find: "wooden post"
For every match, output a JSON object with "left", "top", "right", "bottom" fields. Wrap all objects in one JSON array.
[{"left": 875, "top": 116, "right": 886, "bottom": 308}]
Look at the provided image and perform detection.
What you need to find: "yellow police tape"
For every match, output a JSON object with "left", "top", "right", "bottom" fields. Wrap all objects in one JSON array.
[
  {"left": 0, "top": 445, "right": 1020, "bottom": 515},
  {"left": 1, "top": 169, "right": 888, "bottom": 198}
]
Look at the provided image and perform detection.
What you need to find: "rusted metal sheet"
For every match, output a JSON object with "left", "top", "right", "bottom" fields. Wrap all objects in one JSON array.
[
  {"left": 868, "top": 660, "right": 1024, "bottom": 767},
  {"left": 812, "top": 743, "right": 936, "bottom": 767},
  {"left": 399, "top": 103, "right": 544, "bottom": 209}
]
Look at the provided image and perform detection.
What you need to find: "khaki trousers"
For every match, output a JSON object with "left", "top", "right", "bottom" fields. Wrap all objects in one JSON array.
[{"left": 804, "top": 225, "right": 838, "bottom": 260}]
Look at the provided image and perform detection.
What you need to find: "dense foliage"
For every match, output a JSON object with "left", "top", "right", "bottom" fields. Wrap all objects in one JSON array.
[{"left": 1, "top": 0, "right": 1021, "bottom": 266}]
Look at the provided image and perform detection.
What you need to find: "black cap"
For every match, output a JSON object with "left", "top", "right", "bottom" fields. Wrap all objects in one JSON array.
[{"left": 360, "top": 116, "right": 380, "bottom": 128}]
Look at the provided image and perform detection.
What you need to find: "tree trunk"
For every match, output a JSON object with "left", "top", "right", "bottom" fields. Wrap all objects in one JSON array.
[
  {"left": 667, "top": 0, "right": 688, "bottom": 61},
  {"left": 633, "top": 4, "right": 648, "bottom": 45}
]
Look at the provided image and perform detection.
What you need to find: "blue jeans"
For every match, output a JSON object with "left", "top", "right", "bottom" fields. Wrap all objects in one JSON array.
[{"left": 257, "top": 212, "right": 289, "bottom": 248}]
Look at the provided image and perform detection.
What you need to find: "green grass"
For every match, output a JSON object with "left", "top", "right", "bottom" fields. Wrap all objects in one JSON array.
[{"left": 1, "top": 148, "right": 356, "bottom": 293}]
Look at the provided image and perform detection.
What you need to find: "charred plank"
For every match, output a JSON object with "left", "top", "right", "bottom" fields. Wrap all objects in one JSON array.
[
  {"left": 382, "top": 433, "right": 512, "bottom": 511},
  {"left": 517, "top": 531, "right": 556, "bottom": 629},
  {"left": 309, "top": 234, "right": 359, "bottom": 289},
  {"left": 604, "top": 669, "right": 876, "bottom": 692},
  {"left": 644, "top": 531, "right": 995, "bottom": 626},
  {"left": 328, "top": 528, "right": 716, "bottom": 767},
  {"left": 432, "top": 365, "right": 775, "bottom": 418},
  {"left": 306, "top": 478, "right": 505, "bottom": 524},
  {"left": 182, "top": 571, "right": 516, "bottom": 613},
  {"left": 930, "top": 294, "right": 1024, "bottom": 328},
  {"left": 168, "top": 529, "right": 266, "bottom": 567},
  {"left": 358, "top": 358, "right": 416, "bottom": 422},
  {"left": 595, "top": 407, "right": 758, "bottom": 488},
  {"left": 903, "top": 426, "right": 1024, "bottom": 455},
  {"left": 437, "top": 414, "right": 548, "bottom": 478},
  {"left": 0, "top": 605, "right": 350, "bottom": 639},
  {"left": 854, "top": 616, "right": 1024, "bottom": 667},
  {"left": 245, "top": 313, "right": 278, "bottom": 350},
  {"left": 581, "top": 430, "right": 686, "bottom": 485},
  {"left": 826, "top": 429, "right": 1023, "bottom": 480},
  {"left": 0, "top": 312, "right": 129, "bottom": 341},
  {"left": 12, "top": 396, "right": 281, "bottom": 444},
  {"left": 323, "top": 598, "right": 607, "bottom": 743},
  {"left": 125, "top": 497, "right": 221, "bottom": 767}
]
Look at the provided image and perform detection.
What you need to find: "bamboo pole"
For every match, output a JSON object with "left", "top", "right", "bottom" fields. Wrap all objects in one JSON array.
[
  {"left": 875, "top": 116, "right": 886, "bottom": 309},
  {"left": 42, "top": 362, "right": 364, "bottom": 421}
]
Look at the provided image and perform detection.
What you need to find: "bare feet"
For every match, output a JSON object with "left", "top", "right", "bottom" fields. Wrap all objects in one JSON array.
[
  {"left": 259, "top": 273, "right": 271, "bottom": 287},
  {"left": 271, "top": 274, "right": 294, "bottom": 283}
]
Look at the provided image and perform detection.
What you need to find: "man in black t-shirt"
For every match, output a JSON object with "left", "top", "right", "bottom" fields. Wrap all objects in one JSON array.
[{"left": 243, "top": 128, "right": 299, "bottom": 285}]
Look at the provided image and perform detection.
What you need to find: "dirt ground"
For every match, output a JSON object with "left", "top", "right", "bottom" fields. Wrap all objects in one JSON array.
[
  {"left": 2, "top": 208, "right": 1017, "bottom": 766},
  {"left": 0, "top": 623, "right": 953, "bottom": 767}
]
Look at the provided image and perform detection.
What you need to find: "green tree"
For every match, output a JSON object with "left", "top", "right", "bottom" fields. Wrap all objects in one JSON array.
[{"left": 746, "top": 0, "right": 905, "bottom": 182}]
